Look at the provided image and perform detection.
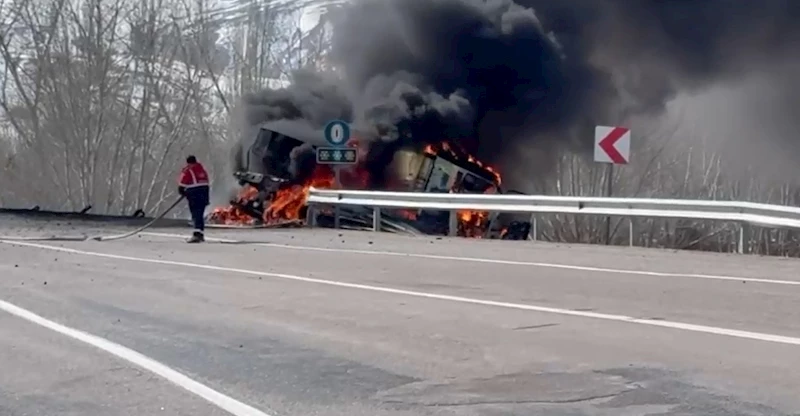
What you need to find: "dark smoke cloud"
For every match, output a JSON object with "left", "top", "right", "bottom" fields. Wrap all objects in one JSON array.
[
  {"left": 235, "top": 0, "right": 800, "bottom": 187},
  {"left": 240, "top": 70, "right": 352, "bottom": 127},
  {"left": 524, "top": 0, "right": 800, "bottom": 110},
  {"left": 332, "top": 0, "right": 591, "bottom": 154},
  {"left": 229, "top": 70, "right": 351, "bottom": 174}
]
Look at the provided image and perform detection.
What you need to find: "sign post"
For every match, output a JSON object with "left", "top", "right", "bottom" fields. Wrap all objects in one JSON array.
[
  {"left": 319, "top": 120, "right": 356, "bottom": 229},
  {"left": 594, "top": 125, "right": 631, "bottom": 245}
]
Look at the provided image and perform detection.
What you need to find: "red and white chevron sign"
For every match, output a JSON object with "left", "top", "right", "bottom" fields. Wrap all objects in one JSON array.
[{"left": 594, "top": 125, "right": 630, "bottom": 164}]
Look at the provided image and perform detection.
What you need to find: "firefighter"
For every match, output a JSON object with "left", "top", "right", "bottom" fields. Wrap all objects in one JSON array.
[{"left": 178, "top": 155, "right": 210, "bottom": 243}]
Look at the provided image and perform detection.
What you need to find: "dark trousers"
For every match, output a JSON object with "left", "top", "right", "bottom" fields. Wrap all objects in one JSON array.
[{"left": 185, "top": 186, "right": 210, "bottom": 233}]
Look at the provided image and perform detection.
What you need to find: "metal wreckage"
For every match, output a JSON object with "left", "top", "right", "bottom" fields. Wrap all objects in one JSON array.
[{"left": 207, "top": 124, "right": 532, "bottom": 240}]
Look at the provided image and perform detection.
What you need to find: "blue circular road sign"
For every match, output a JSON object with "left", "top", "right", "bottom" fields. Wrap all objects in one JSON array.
[{"left": 324, "top": 120, "right": 351, "bottom": 146}]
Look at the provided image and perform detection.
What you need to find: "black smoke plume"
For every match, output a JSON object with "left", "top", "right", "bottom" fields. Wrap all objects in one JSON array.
[
  {"left": 524, "top": 0, "right": 800, "bottom": 107},
  {"left": 233, "top": 0, "right": 800, "bottom": 189}
]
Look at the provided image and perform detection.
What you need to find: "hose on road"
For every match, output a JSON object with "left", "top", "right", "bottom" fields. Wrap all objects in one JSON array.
[
  {"left": 0, "top": 196, "right": 185, "bottom": 243},
  {"left": 0, "top": 235, "right": 90, "bottom": 242},
  {"left": 91, "top": 196, "right": 185, "bottom": 241}
]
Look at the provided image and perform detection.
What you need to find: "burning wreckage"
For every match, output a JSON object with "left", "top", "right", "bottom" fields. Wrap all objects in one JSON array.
[
  {"left": 203, "top": 0, "right": 800, "bottom": 241},
  {"left": 207, "top": 125, "right": 532, "bottom": 240}
]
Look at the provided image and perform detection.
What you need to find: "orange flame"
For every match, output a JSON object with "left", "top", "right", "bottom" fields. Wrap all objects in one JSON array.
[
  {"left": 434, "top": 141, "right": 502, "bottom": 186},
  {"left": 425, "top": 141, "right": 501, "bottom": 238},
  {"left": 457, "top": 210, "right": 490, "bottom": 238},
  {"left": 264, "top": 166, "right": 336, "bottom": 222},
  {"left": 208, "top": 186, "right": 261, "bottom": 225},
  {"left": 208, "top": 146, "right": 367, "bottom": 226},
  {"left": 210, "top": 139, "right": 502, "bottom": 238}
]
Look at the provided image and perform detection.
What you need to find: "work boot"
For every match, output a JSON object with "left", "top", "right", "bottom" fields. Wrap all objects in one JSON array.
[{"left": 186, "top": 231, "right": 204, "bottom": 243}]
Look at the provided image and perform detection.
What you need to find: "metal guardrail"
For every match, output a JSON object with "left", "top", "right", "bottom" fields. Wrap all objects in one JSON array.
[{"left": 306, "top": 188, "right": 800, "bottom": 254}]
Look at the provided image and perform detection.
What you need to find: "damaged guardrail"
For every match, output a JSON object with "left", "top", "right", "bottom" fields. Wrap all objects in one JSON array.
[{"left": 306, "top": 187, "right": 800, "bottom": 253}]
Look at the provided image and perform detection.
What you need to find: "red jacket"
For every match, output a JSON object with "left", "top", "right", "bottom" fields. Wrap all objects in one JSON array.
[{"left": 178, "top": 162, "right": 209, "bottom": 188}]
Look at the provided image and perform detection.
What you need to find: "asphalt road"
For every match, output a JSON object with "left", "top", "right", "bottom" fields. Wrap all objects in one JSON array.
[{"left": 1, "top": 216, "right": 800, "bottom": 415}]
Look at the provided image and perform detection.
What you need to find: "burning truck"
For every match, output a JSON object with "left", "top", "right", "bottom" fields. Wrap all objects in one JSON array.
[{"left": 208, "top": 123, "right": 532, "bottom": 239}]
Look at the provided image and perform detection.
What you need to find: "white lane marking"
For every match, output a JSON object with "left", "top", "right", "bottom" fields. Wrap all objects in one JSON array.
[
  {"left": 3, "top": 239, "right": 800, "bottom": 347},
  {"left": 0, "top": 299, "right": 272, "bottom": 416},
  {"left": 141, "top": 232, "right": 800, "bottom": 287}
]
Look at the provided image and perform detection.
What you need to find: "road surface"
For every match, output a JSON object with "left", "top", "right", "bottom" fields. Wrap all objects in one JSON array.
[{"left": 1, "top": 217, "right": 799, "bottom": 415}]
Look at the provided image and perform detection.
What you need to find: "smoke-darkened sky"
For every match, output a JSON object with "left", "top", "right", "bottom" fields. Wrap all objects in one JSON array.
[{"left": 238, "top": 0, "right": 800, "bottom": 186}]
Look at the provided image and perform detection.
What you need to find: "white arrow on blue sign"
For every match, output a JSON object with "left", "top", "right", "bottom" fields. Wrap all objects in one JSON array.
[{"left": 324, "top": 120, "right": 351, "bottom": 146}]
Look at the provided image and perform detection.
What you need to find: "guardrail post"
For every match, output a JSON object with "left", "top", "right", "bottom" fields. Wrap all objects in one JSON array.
[
  {"left": 737, "top": 222, "right": 751, "bottom": 254},
  {"left": 306, "top": 206, "right": 316, "bottom": 228},
  {"left": 373, "top": 207, "right": 381, "bottom": 232},
  {"left": 334, "top": 205, "right": 340, "bottom": 229},
  {"left": 629, "top": 218, "right": 634, "bottom": 247},
  {"left": 449, "top": 210, "right": 458, "bottom": 237},
  {"left": 529, "top": 215, "right": 538, "bottom": 241}
]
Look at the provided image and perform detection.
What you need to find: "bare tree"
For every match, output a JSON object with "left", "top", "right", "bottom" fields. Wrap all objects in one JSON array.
[
  {"left": 0, "top": 0, "right": 231, "bottom": 215},
  {"left": 525, "top": 117, "right": 800, "bottom": 256}
]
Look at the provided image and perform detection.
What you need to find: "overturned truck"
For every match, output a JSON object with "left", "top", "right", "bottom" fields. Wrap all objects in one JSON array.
[{"left": 209, "top": 124, "right": 532, "bottom": 239}]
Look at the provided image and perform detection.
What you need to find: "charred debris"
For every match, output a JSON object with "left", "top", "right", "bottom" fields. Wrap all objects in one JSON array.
[{"left": 208, "top": 125, "right": 532, "bottom": 240}]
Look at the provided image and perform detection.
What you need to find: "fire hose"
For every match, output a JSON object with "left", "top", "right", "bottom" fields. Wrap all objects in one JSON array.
[
  {"left": 0, "top": 196, "right": 185, "bottom": 242},
  {"left": 91, "top": 196, "right": 185, "bottom": 241}
]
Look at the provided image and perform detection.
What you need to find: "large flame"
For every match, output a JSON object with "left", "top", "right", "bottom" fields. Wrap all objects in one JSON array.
[
  {"left": 210, "top": 139, "right": 502, "bottom": 238},
  {"left": 265, "top": 165, "right": 336, "bottom": 222},
  {"left": 208, "top": 165, "right": 338, "bottom": 225},
  {"left": 208, "top": 186, "right": 260, "bottom": 225},
  {"left": 209, "top": 140, "right": 366, "bottom": 226}
]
